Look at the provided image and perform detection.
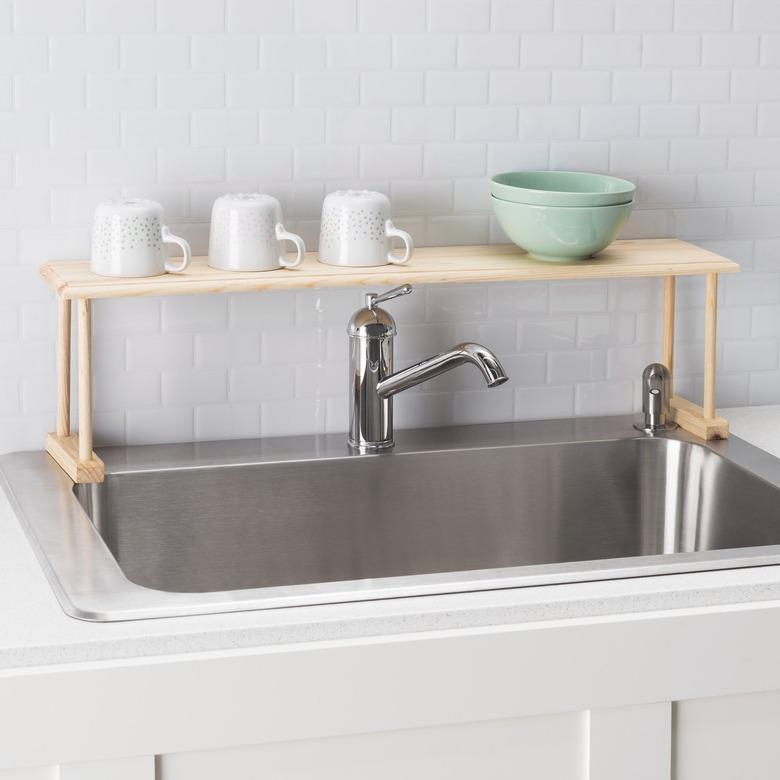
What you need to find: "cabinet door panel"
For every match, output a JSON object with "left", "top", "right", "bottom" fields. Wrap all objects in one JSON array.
[
  {"left": 675, "top": 690, "right": 780, "bottom": 780},
  {"left": 0, "top": 770, "right": 57, "bottom": 780},
  {"left": 159, "top": 712, "right": 587, "bottom": 780}
]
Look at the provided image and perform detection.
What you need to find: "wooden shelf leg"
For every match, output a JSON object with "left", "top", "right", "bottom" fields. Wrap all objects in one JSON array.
[
  {"left": 56, "top": 297, "right": 71, "bottom": 437},
  {"left": 703, "top": 273, "right": 718, "bottom": 420},
  {"left": 662, "top": 276, "right": 675, "bottom": 396},
  {"left": 77, "top": 298, "right": 93, "bottom": 462}
]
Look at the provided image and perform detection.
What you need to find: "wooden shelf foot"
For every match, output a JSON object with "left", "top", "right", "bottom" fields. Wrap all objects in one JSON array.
[
  {"left": 45, "top": 433, "right": 105, "bottom": 483},
  {"left": 670, "top": 396, "right": 729, "bottom": 441}
]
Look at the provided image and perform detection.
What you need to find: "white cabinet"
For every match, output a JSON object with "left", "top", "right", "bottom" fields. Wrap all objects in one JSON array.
[
  {"left": 675, "top": 690, "right": 780, "bottom": 780},
  {"left": 4, "top": 601, "right": 780, "bottom": 778}
]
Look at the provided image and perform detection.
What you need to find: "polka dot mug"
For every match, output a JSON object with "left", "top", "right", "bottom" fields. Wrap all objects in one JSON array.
[
  {"left": 90, "top": 198, "right": 191, "bottom": 278},
  {"left": 208, "top": 193, "right": 305, "bottom": 272},
  {"left": 318, "top": 190, "right": 413, "bottom": 267}
]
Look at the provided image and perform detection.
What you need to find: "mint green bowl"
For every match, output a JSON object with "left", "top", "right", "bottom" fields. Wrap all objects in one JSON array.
[
  {"left": 491, "top": 171, "right": 635, "bottom": 207},
  {"left": 491, "top": 196, "right": 634, "bottom": 262}
]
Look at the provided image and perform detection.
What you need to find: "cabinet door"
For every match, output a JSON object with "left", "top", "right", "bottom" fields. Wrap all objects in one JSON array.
[
  {"left": 159, "top": 712, "right": 587, "bottom": 780},
  {"left": 675, "top": 690, "right": 780, "bottom": 780}
]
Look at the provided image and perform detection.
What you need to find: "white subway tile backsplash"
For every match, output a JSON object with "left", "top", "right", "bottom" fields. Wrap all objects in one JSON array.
[
  {"left": 227, "top": 0, "right": 293, "bottom": 33},
  {"left": 610, "top": 139, "right": 669, "bottom": 173},
  {"left": 86, "top": 0, "right": 156, "bottom": 33},
  {"left": 126, "top": 406, "right": 193, "bottom": 445},
  {"left": 392, "top": 107, "right": 454, "bottom": 142},
  {"left": 519, "top": 105, "right": 579, "bottom": 140},
  {"left": 522, "top": 35, "right": 583, "bottom": 68},
  {"left": 360, "top": 0, "right": 425, "bottom": 32},
  {"left": 158, "top": 0, "right": 225, "bottom": 34},
  {"left": 615, "top": 0, "right": 674, "bottom": 33},
  {"left": 489, "top": 71, "right": 551, "bottom": 104},
  {"left": 612, "top": 70, "right": 671, "bottom": 102},
  {"left": 575, "top": 379, "right": 636, "bottom": 415},
  {"left": 732, "top": 68, "right": 780, "bottom": 100},
  {"left": 196, "top": 402, "right": 260, "bottom": 440},
  {"left": 120, "top": 35, "right": 189, "bottom": 73},
  {"left": 670, "top": 139, "right": 728, "bottom": 171},
  {"left": 159, "top": 147, "right": 225, "bottom": 183},
  {"left": 583, "top": 35, "right": 642, "bottom": 68},
  {"left": 734, "top": 0, "right": 780, "bottom": 31},
  {"left": 643, "top": 35, "right": 702, "bottom": 67},
  {"left": 425, "top": 142, "right": 486, "bottom": 177},
  {"left": 549, "top": 141, "right": 609, "bottom": 171},
  {"left": 518, "top": 318, "right": 577, "bottom": 351},
  {"left": 582, "top": 105, "right": 639, "bottom": 139},
  {"left": 456, "top": 106, "right": 517, "bottom": 141},
  {"left": 0, "top": 36, "right": 48, "bottom": 74},
  {"left": 295, "top": 0, "right": 356, "bottom": 33},
  {"left": 426, "top": 71, "right": 488, "bottom": 106},
  {"left": 756, "top": 172, "right": 780, "bottom": 204},
  {"left": 259, "top": 108, "right": 323, "bottom": 145},
  {"left": 163, "top": 367, "right": 227, "bottom": 405},
  {"left": 458, "top": 34, "right": 519, "bottom": 69},
  {"left": 16, "top": 74, "right": 85, "bottom": 111},
  {"left": 702, "top": 34, "right": 760, "bottom": 66},
  {"left": 192, "top": 35, "right": 258, "bottom": 72},
  {"left": 675, "top": 0, "right": 733, "bottom": 32},
  {"left": 700, "top": 103, "right": 756, "bottom": 136},
  {"left": 393, "top": 34, "right": 456, "bottom": 70},
  {"left": 491, "top": 0, "right": 553, "bottom": 32},
  {"left": 50, "top": 35, "right": 119, "bottom": 73},
  {"left": 428, "top": 0, "right": 490, "bottom": 32},
  {"left": 51, "top": 111, "right": 120, "bottom": 150},
  {"left": 127, "top": 333, "right": 194, "bottom": 371},
  {"left": 696, "top": 172, "right": 755, "bottom": 204},
  {"left": 554, "top": 0, "right": 614, "bottom": 33},
  {"left": 160, "top": 74, "right": 226, "bottom": 110},
  {"left": 360, "top": 143, "right": 422, "bottom": 178},
  {"left": 14, "top": 0, "right": 85, "bottom": 34},
  {"left": 730, "top": 137, "right": 780, "bottom": 169},
  {"left": 87, "top": 149, "right": 155, "bottom": 184},
  {"left": 327, "top": 35, "right": 392, "bottom": 70},
  {"left": 123, "top": 111, "right": 190, "bottom": 148},
  {"left": 361, "top": 70, "right": 424, "bottom": 105},
  {"left": 87, "top": 74, "right": 155, "bottom": 110},
  {"left": 552, "top": 71, "right": 612, "bottom": 103},
  {"left": 749, "top": 370, "right": 780, "bottom": 404}
]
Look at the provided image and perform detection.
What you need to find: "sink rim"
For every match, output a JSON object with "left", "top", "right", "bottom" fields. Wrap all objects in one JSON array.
[{"left": 3, "top": 416, "right": 780, "bottom": 623}]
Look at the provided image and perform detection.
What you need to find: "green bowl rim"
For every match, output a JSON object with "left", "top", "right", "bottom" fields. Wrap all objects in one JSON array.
[
  {"left": 490, "top": 170, "right": 636, "bottom": 197},
  {"left": 490, "top": 194, "right": 635, "bottom": 210}
]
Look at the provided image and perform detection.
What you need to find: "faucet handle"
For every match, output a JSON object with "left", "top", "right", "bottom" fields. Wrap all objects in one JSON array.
[{"left": 366, "top": 284, "right": 413, "bottom": 310}]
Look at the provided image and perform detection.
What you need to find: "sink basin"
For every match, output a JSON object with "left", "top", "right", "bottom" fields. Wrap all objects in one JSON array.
[{"left": 3, "top": 417, "right": 780, "bottom": 621}]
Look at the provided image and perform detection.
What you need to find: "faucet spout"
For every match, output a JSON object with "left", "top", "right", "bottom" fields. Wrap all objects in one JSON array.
[{"left": 378, "top": 343, "right": 508, "bottom": 399}]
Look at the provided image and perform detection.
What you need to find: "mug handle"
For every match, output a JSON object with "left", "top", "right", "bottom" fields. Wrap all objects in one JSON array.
[
  {"left": 275, "top": 223, "right": 305, "bottom": 268},
  {"left": 385, "top": 220, "right": 413, "bottom": 265},
  {"left": 161, "top": 226, "right": 192, "bottom": 273}
]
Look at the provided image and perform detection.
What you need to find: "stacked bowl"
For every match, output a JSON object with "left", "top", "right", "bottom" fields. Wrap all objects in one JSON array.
[{"left": 490, "top": 171, "right": 635, "bottom": 262}]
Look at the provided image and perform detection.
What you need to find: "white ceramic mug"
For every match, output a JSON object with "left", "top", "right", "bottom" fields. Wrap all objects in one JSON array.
[
  {"left": 208, "top": 193, "right": 305, "bottom": 272},
  {"left": 90, "top": 198, "right": 191, "bottom": 278},
  {"left": 318, "top": 190, "right": 413, "bottom": 267}
]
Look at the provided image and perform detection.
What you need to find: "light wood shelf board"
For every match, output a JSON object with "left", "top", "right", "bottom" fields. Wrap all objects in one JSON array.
[{"left": 40, "top": 239, "right": 739, "bottom": 301}]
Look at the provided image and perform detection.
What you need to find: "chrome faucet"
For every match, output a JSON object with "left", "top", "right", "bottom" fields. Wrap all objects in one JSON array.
[
  {"left": 634, "top": 362, "right": 677, "bottom": 434},
  {"left": 347, "top": 284, "right": 508, "bottom": 452}
]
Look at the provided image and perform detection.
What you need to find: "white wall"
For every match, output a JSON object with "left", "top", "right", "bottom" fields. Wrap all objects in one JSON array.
[{"left": 0, "top": 0, "right": 778, "bottom": 451}]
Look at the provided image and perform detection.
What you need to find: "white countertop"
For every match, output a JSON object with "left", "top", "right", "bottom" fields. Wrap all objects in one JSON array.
[{"left": 1, "top": 406, "right": 779, "bottom": 670}]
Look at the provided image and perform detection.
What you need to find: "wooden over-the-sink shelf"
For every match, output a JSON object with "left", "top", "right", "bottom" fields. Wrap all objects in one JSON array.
[
  {"left": 41, "top": 239, "right": 738, "bottom": 299},
  {"left": 40, "top": 239, "right": 740, "bottom": 483}
]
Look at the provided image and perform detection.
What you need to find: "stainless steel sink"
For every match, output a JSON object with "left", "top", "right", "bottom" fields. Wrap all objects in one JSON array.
[{"left": 3, "top": 416, "right": 780, "bottom": 622}]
